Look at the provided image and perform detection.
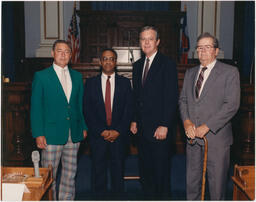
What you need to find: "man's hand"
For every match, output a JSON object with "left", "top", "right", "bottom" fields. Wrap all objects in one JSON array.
[
  {"left": 153, "top": 126, "right": 168, "bottom": 140},
  {"left": 101, "top": 130, "right": 110, "bottom": 139},
  {"left": 83, "top": 130, "right": 88, "bottom": 139},
  {"left": 36, "top": 136, "right": 47, "bottom": 149},
  {"left": 105, "top": 130, "right": 120, "bottom": 142},
  {"left": 184, "top": 120, "right": 196, "bottom": 139},
  {"left": 195, "top": 124, "right": 209, "bottom": 138},
  {"left": 101, "top": 130, "right": 120, "bottom": 142},
  {"left": 130, "top": 122, "right": 138, "bottom": 134}
]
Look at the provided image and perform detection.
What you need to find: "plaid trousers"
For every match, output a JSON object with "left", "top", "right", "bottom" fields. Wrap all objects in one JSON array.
[{"left": 41, "top": 134, "right": 80, "bottom": 200}]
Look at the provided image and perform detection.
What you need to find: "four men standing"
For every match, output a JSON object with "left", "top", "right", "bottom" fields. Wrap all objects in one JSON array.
[{"left": 30, "top": 29, "right": 240, "bottom": 200}]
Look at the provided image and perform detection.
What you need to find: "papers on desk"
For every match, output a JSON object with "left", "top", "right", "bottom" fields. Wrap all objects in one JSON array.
[{"left": 2, "top": 183, "right": 30, "bottom": 201}]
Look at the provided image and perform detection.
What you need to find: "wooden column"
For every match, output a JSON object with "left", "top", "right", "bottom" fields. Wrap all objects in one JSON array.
[
  {"left": 2, "top": 82, "right": 36, "bottom": 166},
  {"left": 232, "top": 84, "right": 255, "bottom": 165}
]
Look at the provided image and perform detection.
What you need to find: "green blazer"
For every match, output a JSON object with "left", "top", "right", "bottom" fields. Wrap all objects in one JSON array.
[{"left": 30, "top": 66, "right": 87, "bottom": 145}]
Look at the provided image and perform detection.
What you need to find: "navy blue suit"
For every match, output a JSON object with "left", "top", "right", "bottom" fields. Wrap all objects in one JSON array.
[
  {"left": 83, "top": 73, "right": 132, "bottom": 196},
  {"left": 132, "top": 51, "right": 178, "bottom": 199}
]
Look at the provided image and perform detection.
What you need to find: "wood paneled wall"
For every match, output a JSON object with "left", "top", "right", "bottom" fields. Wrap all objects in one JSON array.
[{"left": 78, "top": 10, "right": 184, "bottom": 63}]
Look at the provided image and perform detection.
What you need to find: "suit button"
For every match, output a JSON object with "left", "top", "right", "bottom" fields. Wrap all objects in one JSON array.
[
  {"left": 67, "top": 106, "right": 71, "bottom": 109},
  {"left": 67, "top": 117, "right": 70, "bottom": 120}
]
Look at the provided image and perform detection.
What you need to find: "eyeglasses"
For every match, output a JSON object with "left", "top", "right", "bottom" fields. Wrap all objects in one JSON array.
[
  {"left": 196, "top": 45, "right": 215, "bottom": 51},
  {"left": 140, "top": 37, "right": 156, "bottom": 42},
  {"left": 102, "top": 57, "right": 116, "bottom": 62}
]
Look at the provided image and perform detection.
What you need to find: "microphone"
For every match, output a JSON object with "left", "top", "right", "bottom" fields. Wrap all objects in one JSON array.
[{"left": 31, "top": 150, "right": 40, "bottom": 177}]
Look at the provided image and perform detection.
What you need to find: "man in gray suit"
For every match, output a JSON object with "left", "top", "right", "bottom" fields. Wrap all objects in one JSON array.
[{"left": 179, "top": 32, "right": 240, "bottom": 200}]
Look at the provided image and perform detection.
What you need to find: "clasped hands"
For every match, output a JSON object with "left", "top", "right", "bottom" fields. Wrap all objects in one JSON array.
[
  {"left": 130, "top": 122, "right": 168, "bottom": 140},
  {"left": 101, "top": 130, "right": 120, "bottom": 142},
  {"left": 184, "top": 120, "right": 209, "bottom": 139}
]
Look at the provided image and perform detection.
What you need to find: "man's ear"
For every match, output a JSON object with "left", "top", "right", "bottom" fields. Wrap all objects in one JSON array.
[
  {"left": 215, "top": 48, "right": 219, "bottom": 57},
  {"left": 156, "top": 39, "right": 160, "bottom": 46},
  {"left": 51, "top": 50, "right": 54, "bottom": 58}
]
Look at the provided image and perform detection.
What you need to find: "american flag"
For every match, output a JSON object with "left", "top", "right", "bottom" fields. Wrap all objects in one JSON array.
[
  {"left": 180, "top": 10, "right": 190, "bottom": 64},
  {"left": 67, "top": 4, "right": 80, "bottom": 63}
]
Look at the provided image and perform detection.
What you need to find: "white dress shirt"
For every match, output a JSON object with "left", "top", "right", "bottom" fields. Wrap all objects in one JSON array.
[
  {"left": 141, "top": 51, "right": 158, "bottom": 80},
  {"left": 101, "top": 72, "right": 115, "bottom": 111},
  {"left": 195, "top": 59, "right": 217, "bottom": 97},
  {"left": 53, "top": 63, "right": 72, "bottom": 102}
]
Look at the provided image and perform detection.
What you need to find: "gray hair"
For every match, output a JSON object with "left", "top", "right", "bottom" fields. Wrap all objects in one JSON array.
[
  {"left": 140, "top": 26, "right": 160, "bottom": 40},
  {"left": 52, "top": 40, "right": 72, "bottom": 51},
  {"left": 196, "top": 32, "right": 219, "bottom": 48}
]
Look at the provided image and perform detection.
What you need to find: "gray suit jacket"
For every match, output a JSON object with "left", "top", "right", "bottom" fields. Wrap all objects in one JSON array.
[{"left": 179, "top": 60, "right": 240, "bottom": 147}]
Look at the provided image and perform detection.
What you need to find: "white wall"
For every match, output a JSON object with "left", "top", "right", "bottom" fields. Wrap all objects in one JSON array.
[
  {"left": 24, "top": 1, "right": 77, "bottom": 57},
  {"left": 181, "top": 1, "right": 234, "bottom": 59},
  {"left": 24, "top": 2, "right": 40, "bottom": 57},
  {"left": 219, "top": 1, "right": 234, "bottom": 59},
  {"left": 25, "top": 1, "right": 234, "bottom": 59}
]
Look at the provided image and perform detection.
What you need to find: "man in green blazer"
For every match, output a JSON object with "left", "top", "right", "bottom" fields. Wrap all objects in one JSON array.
[{"left": 30, "top": 40, "right": 87, "bottom": 200}]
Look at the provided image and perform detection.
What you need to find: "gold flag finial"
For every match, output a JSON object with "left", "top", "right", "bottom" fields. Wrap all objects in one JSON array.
[{"left": 184, "top": 4, "right": 187, "bottom": 12}]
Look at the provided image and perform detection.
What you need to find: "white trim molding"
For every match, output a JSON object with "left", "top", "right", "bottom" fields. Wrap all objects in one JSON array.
[
  {"left": 196, "top": 1, "right": 224, "bottom": 59},
  {"left": 36, "top": 1, "right": 64, "bottom": 57}
]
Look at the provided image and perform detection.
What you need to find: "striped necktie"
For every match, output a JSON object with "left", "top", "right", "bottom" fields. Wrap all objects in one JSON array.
[{"left": 195, "top": 67, "right": 207, "bottom": 98}]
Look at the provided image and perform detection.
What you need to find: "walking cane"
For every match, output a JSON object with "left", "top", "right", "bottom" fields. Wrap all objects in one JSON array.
[{"left": 201, "top": 136, "right": 208, "bottom": 200}]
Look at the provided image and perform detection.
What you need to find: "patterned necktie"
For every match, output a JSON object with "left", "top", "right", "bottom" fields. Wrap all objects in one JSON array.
[
  {"left": 105, "top": 76, "right": 112, "bottom": 126},
  {"left": 142, "top": 58, "right": 150, "bottom": 86},
  {"left": 61, "top": 69, "right": 68, "bottom": 98},
  {"left": 195, "top": 67, "right": 207, "bottom": 98}
]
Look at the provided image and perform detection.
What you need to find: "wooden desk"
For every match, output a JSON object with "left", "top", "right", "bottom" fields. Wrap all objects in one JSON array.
[
  {"left": 232, "top": 164, "right": 255, "bottom": 200},
  {"left": 2, "top": 166, "right": 53, "bottom": 201}
]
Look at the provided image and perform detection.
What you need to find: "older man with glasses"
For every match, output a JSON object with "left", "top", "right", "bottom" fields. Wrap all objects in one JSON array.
[{"left": 179, "top": 32, "right": 240, "bottom": 200}]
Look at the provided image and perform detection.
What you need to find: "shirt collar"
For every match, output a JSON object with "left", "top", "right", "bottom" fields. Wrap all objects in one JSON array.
[
  {"left": 146, "top": 51, "right": 157, "bottom": 62},
  {"left": 101, "top": 72, "right": 115, "bottom": 79},
  {"left": 200, "top": 59, "right": 217, "bottom": 71},
  {"left": 53, "top": 63, "right": 68, "bottom": 72}
]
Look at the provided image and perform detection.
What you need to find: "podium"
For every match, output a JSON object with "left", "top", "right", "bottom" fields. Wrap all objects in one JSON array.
[
  {"left": 2, "top": 166, "right": 53, "bottom": 201},
  {"left": 232, "top": 164, "right": 255, "bottom": 200}
]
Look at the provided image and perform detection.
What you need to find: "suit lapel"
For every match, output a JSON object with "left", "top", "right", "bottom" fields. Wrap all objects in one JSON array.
[
  {"left": 49, "top": 66, "right": 68, "bottom": 102},
  {"left": 112, "top": 74, "right": 120, "bottom": 118},
  {"left": 199, "top": 61, "right": 222, "bottom": 100},
  {"left": 193, "top": 66, "right": 200, "bottom": 101},
  {"left": 137, "top": 59, "right": 144, "bottom": 89},
  {"left": 142, "top": 52, "right": 160, "bottom": 87},
  {"left": 96, "top": 74, "right": 106, "bottom": 119},
  {"left": 69, "top": 68, "right": 75, "bottom": 102}
]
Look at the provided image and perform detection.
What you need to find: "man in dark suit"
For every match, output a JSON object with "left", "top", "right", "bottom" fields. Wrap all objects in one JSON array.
[
  {"left": 30, "top": 40, "right": 87, "bottom": 200},
  {"left": 83, "top": 48, "right": 132, "bottom": 198},
  {"left": 130, "top": 26, "right": 179, "bottom": 199},
  {"left": 179, "top": 32, "right": 240, "bottom": 200}
]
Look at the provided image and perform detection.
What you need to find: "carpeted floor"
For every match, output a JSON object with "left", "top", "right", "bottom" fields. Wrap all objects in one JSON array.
[{"left": 73, "top": 154, "right": 234, "bottom": 200}]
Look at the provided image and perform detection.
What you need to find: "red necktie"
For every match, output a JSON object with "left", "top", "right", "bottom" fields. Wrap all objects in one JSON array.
[
  {"left": 142, "top": 58, "right": 150, "bottom": 86},
  {"left": 105, "top": 76, "right": 112, "bottom": 126},
  {"left": 195, "top": 67, "right": 207, "bottom": 98}
]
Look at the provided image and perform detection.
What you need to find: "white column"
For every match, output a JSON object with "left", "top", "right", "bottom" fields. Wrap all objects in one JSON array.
[
  {"left": 195, "top": 1, "right": 224, "bottom": 58},
  {"left": 36, "top": 1, "right": 64, "bottom": 57}
]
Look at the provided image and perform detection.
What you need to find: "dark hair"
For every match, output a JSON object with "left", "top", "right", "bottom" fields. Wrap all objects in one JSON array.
[
  {"left": 52, "top": 40, "right": 72, "bottom": 51},
  {"left": 100, "top": 48, "right": 118, "bottom": 59},
  {"left": 196, "top": 32, "right": 219, "bottom": 48},
  {"left": 140, "top": 26, "right": 159, "bottom": 40}
]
